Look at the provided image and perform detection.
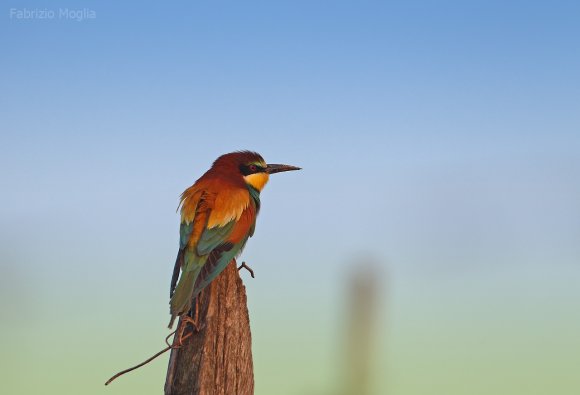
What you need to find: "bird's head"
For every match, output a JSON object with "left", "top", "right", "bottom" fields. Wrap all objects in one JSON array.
[{"left": 212, "top": 151, "right": 301, "bottom": 192}]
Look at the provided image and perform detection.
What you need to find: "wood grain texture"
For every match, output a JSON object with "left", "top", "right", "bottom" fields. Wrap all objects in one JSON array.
[{"left": 165, "top": 261, "right": 254, "bottom": 395}]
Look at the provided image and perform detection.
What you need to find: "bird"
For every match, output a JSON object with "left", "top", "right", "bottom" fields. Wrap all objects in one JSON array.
[{"left": 168, "top": 151, "right": 300, "bottom": 329}]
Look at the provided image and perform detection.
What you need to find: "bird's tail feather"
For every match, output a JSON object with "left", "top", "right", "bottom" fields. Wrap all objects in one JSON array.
[{"left": 168, "top": 269, "right": 199, "bottom": 328}]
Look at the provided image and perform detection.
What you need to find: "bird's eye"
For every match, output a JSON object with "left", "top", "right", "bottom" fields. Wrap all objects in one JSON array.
[{"left": 249, "top": 164, "right": 257, "bottom": 172}]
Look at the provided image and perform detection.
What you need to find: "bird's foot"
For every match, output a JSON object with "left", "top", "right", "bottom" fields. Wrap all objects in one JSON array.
[
  {"left": 183, "top": 314, "right": 205, "bottom": 333},
  {"left": 237, "top": 261, "right": 255, "bottom": 278},
  {"left": 169, "top": 299, "right": 205, "bottom": 348},
  {"left": 169, "top": 316, "right": 201, "bottom": 349}
]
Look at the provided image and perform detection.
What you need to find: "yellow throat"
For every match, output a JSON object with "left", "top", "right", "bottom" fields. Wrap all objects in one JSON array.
[{"left": 244, "top": 172, "right": 269, "bottom": 191}]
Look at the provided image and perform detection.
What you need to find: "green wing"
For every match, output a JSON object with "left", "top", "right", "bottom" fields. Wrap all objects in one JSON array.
[
  {"left": 171, "top": 214, "right": 235, "bottom": 292},
  {"left": 192, "top": 237, "right": 249, "bottom": 296},
  {"left": 195, "top": 221, "right": 236, "bottom": 257},
  {"left": 170, "top": 221, "right": 195, "bottom": 297},
  {"left": 179, "top": 221, "right": 194, "bottom": 250},
  {"left": 169, "top": 218, "right": 239, "bottom": 327}
]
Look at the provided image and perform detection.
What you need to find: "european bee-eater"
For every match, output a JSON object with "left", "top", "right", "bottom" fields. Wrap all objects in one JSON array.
[{"left": 169, "top": 151, "right": 300, "bottom": 328}]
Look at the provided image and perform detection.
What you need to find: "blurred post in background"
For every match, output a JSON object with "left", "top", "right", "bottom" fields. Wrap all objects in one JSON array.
[{"left": 340, "top": 260, "right": 384, "bottom": 395}]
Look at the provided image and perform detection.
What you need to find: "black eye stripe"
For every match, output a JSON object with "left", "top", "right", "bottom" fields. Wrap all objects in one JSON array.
[{"left": 239, "top": 164, "right": 265, "bottom": 176}]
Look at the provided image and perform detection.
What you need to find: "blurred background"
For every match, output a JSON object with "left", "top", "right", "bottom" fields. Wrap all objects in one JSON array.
[{"left": 1, "top": 1, "right": 579, "bottom": 394}]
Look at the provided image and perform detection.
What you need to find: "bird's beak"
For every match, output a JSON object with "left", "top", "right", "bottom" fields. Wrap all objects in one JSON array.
[{"left": 265, "top": 164, "right": 302, "bottom": 174}]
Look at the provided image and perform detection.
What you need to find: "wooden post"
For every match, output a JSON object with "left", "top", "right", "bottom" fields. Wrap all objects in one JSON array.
[{"left": 164, "top": 261, "right": 254, "bottom": 395}]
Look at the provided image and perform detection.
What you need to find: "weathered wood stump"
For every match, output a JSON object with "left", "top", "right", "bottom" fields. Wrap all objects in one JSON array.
[{"left": 164, "top": 261, "right": 254, "bottom": 395}]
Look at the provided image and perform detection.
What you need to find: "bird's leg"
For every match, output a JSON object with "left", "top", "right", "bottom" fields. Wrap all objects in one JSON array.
[
  {"left": 189, "top": 296, "right": 204, "bottom": 332},
  {"left": 237, "top": 261, "right": 255, "bottom": 278},
  {"left": 170, "top": 298, "right": 204, "bottom": 348}
]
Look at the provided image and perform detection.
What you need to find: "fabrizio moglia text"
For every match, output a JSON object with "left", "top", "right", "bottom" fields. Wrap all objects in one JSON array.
[{"left": 9, "top": 8, "right": 96, "bottom": 21}]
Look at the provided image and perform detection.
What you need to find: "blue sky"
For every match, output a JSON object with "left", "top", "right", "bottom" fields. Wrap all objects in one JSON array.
[{"left": 1, "top": 1, "right": 580, "bottom": 394}]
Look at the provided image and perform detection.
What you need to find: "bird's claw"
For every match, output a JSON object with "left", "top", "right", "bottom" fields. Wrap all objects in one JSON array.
[{"left": 182, "top": 314, "right": 204, "bottom": 332}]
